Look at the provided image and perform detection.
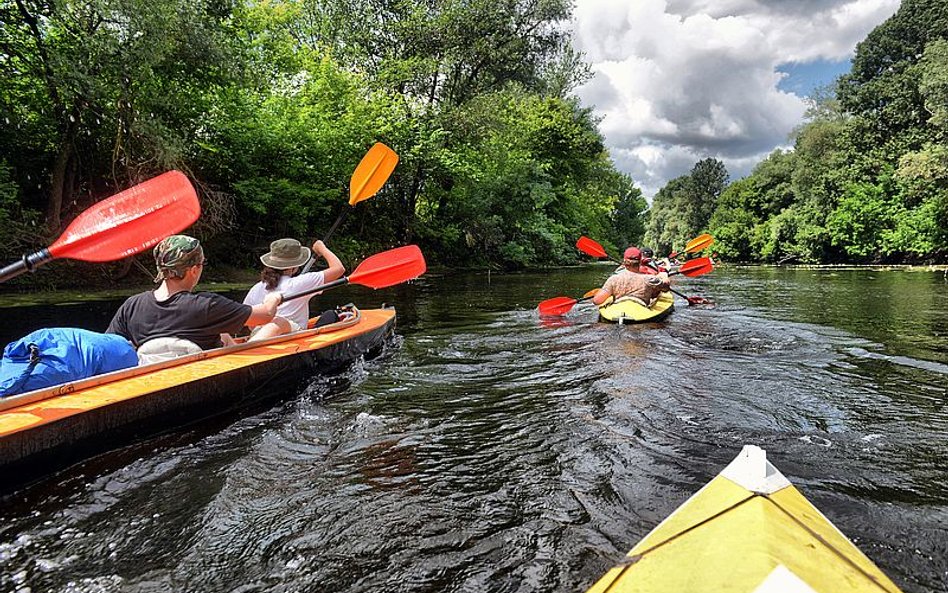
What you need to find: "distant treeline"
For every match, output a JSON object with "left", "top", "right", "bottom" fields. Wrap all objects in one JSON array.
[
  {"left": 1, "top": 1, "right": 945, "bottom": 288},
  {"left": 647, "top": 0, "right": 948, "bottom": 264},
  {"left": 0, "top": 0, "right": 646, "bottom": 285}
]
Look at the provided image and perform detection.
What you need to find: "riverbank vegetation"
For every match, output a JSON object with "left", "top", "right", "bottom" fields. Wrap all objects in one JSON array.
[
  {"left": 0, "top": 0, "right": 644, "bottom": 289},
  {"left": 647, "top": 0, "right": 948, "bottom": 264},
  {"left": 0, "top": 0, "right": 945, "bottom": 291}
]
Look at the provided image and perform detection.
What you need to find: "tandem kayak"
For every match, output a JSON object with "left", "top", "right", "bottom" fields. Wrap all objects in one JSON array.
[
  {"left": 585, "top": 445, "right": 903, "bottom": 593},
  {"left": 598, "top": 292, "right": 674, "bottom": 324},
  {"left": 0, "top": 306, "right": 395, "bottom": 489}
]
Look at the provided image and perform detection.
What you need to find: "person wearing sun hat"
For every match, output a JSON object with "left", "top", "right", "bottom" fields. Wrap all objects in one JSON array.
[
  {"left": 243, "top": 238, "right": 345, "bottom": 341},
  {"left": 594, "top": 245, "right": 670, "bottom": 307},
  {"left": 107, "top": 235, "right": 282, "bottom": 358}
]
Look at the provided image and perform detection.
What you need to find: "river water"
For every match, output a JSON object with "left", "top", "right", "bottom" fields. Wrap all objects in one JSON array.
[{"left": 0, "top": 265, "right": 945, "bottom": 593}]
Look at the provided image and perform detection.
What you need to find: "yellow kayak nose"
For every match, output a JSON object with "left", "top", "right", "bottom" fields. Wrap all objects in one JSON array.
[{"left": 586, "top": 445, "right": 903, "bottom": 593}]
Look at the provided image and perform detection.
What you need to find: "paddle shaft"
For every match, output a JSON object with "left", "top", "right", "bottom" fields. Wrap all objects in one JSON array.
[
  {"left": 0, "top": 250, "right": 53, "bottom": 283},
  {"left": 282, "top": 275, "right": 349, "bottom": 303},
  {"left": 301, "top": 144, "right": 398, "bottom": 275},
  {"left": 322, "top": 208, "right": 351, "bottom": 244},
  {"left": 644, "top": 261, "right": 710, "bottom": 304},
  {"left": 300, "top": 210, "right": 349, "bottom": 275}
]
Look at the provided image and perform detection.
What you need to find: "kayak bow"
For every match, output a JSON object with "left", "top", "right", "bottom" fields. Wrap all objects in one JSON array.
[{"left": 586, "top": 445, "right": 903, "bottom": 593}]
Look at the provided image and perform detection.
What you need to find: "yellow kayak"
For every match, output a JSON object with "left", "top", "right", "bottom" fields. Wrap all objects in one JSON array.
[
  {"left": 598, "top": 291, "right": 674, "bottom": 324},
  {"left": 586, "top": 445, "right": 903, "bottom": 593}
]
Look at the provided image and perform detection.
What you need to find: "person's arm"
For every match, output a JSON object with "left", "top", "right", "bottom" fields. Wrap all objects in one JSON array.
[
  {"left": 592, "top": 276, "right": 615, "bottom": 305},
  {"left": 591, "top": 289, "right": 612, "bottom": 306},
  {"left": 312, "top": 240, "right": 345, "bottom": 283},
  {"left": 245, "top": 292, "right": 282, "bottom": 327},
  {"left": 653, "top": 272, "right": 671, "bottom": 291}
]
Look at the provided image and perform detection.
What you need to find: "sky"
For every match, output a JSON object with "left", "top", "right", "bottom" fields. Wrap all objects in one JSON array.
[{"left": 570, "top": 0, "right": 902, "bottom": 199}]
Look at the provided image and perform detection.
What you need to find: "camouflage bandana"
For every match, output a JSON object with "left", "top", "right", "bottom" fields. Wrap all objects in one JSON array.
[{"left": 153, "top": 235, "right": 204, "bottom": 282}]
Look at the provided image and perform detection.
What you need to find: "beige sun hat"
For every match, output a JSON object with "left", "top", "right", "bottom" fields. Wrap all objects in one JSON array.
[{"left": 260, "top": 238, "right": 311, "bottom": 270}]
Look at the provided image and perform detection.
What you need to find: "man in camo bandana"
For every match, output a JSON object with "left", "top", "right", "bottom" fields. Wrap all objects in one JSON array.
[
  {"left": 153, "top": 235, "right": 205, "bottom": 282},
  {"left": 107, "top": 235, "right": 281, "bottom": 354}
]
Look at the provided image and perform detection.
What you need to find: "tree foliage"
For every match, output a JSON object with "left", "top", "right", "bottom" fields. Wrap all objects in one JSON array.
[
  {"left": 702, "top": 0, "right": 947, "bottom": 263},
  {"left": 0, "top": 0, "right": 633, "bottom": 281},
  {"left": 644, "top": 158, "right": 728, "bottom": 254}
]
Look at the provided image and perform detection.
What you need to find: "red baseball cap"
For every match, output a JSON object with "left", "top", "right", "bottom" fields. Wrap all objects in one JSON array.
[{"left": 623, "top": 247, "right": 641, "bottom": 260}]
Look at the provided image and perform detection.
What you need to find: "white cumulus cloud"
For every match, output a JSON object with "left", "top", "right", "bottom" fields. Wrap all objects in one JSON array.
[{"left": 571, "top": 0, "right": 901, "bottom": 198}]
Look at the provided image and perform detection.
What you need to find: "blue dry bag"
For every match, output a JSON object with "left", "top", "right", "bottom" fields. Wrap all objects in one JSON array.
[{"left": 0, "top": 328, "right": 138, "bottom": 398}]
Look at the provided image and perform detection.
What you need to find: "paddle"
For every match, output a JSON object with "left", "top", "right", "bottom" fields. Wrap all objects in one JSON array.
[
  {"left": 669, "top": 233, "right": 714, "bottom": 259},
  {"left": 668, "top": 257, "right": 713, "bottom": 277},
  {"left": 538, "top": 288, "right": 599, "bottom": 316},
  {"left": 300, "top": 142, "right": 399, "bottom": 274},
  {"left": 282, "top": 244, "right": 425, "bottom": 303},
  {"left": 578, "top": 234, "right": 713, "bottom": 264},
  {"left": 644, "top": 261, "right": 714, "bottom": 305},
  {"left": 0, "top": 171, "right": 200, "bottom": 284},
  {"left": 575, "top": 236, "right": 609, "bottom": 259},
  {"left": 575, "top": 236, "right": 713, "bottom": 278}
]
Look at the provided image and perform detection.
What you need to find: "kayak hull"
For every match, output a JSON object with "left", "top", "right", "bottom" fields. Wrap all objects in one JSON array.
[
  {"left": 585, "top": 445, "right": 903, "bottom": 593},
  {"left": 0, "top": 307, "right": 395, "bottom": 490},
  {"left": 598, "top": 292, "right": 674, "bottom": 324}
]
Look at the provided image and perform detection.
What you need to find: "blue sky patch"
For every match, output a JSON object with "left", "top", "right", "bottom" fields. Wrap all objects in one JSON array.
[{"left": 777, "top": 59, "right": 852, "bottom": 96}]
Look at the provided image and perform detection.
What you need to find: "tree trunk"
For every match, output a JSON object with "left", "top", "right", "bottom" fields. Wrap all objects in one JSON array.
[
  {"left": 46, "top": 134, "right": 73, "bottom": 234},
  {"left": 402, "top": 162, "right": 424, "bottom": 243}
]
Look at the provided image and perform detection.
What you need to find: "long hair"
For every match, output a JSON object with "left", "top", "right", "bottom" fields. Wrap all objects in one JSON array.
[{"left": 261, "top": 267, "right": 284, "bottom": 291}]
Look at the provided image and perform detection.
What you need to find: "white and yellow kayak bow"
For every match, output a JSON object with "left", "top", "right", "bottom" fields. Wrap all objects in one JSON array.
[{"left": 587, "top": 445, "right": 903, "bottom": 593}]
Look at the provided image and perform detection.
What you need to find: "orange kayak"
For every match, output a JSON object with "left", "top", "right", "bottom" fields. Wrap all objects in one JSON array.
[{"left": 0, "top": 306, "right": 395, "bottom": 489}]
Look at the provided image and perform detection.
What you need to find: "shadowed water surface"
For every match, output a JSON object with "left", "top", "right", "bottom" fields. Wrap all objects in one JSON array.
[{"left": 0, "top": 265, "right": 945, "bottom": 593}]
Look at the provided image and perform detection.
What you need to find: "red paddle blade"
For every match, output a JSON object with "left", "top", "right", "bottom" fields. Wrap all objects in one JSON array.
[
  {"left": 348, "top": 244, "right": 426, "bottom": 289},
  {"left": 538, "top": 296, "right": 578, "bottom": 316},
  {"left": 677, "top": 257, "right": 713, "bottom": 277},
  {"left": 350, "top": 142, "right": 399, "bottom": 206},
  {"left": 684, "top": 233, "right": 714, "bottom": 253},
  {"left": 48, "top": 171, "right": 200, "bottom": 262},
  {"left": 576, "top": 236, "right": 608, "bottom": 258}
]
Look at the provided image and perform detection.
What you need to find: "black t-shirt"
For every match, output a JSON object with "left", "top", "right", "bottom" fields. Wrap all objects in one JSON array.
[{"left": 107, "top": 290, "right": 253, "bottom": 350}]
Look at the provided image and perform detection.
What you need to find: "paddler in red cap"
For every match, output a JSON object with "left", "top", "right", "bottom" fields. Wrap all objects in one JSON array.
[{"left": 594, "top": 246, "right": 670, "bottom": 307}]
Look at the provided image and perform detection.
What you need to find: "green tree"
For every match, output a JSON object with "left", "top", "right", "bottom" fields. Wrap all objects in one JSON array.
[
  {"left": 646, "top": 158, "right": 728, "bottom": 254},
  {"left": 0, "top": 0, "right": 241, "bottom": 232}
]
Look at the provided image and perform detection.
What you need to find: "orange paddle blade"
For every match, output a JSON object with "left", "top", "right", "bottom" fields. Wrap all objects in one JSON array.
[
  {"left": 582, "top": 288, "right": 599, "bottom": 298},
  {"left": 349, "top": 142, "right": 399, "bottom": 206},
  {"left": 47, "top": 171, "right": 200, "bottom": 262},
  {"left": 675, "top": 257, "right": 713, "bottom": 277},
  {"left": 576, "top": 236, "right": 608, "bottom": 258},
  {"left": 684, "top": 233, "right": 714, "bottom": 254},
  {"left": 348, "top": 244, "right": 426, "bottom": 289},
  {"left": 538, "top": 296, "right": 578, "bottom": 316}
]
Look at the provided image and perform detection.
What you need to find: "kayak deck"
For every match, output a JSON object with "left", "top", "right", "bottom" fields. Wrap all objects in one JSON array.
[
  {"left": 0, "top": 307, "right": 396, "bottom": 488},
  {"left": 598, "top": 291, "right": 674, "bottom": 324},
  {"left": 587, "top": 445, "right": 903, "bottom": 593}
]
